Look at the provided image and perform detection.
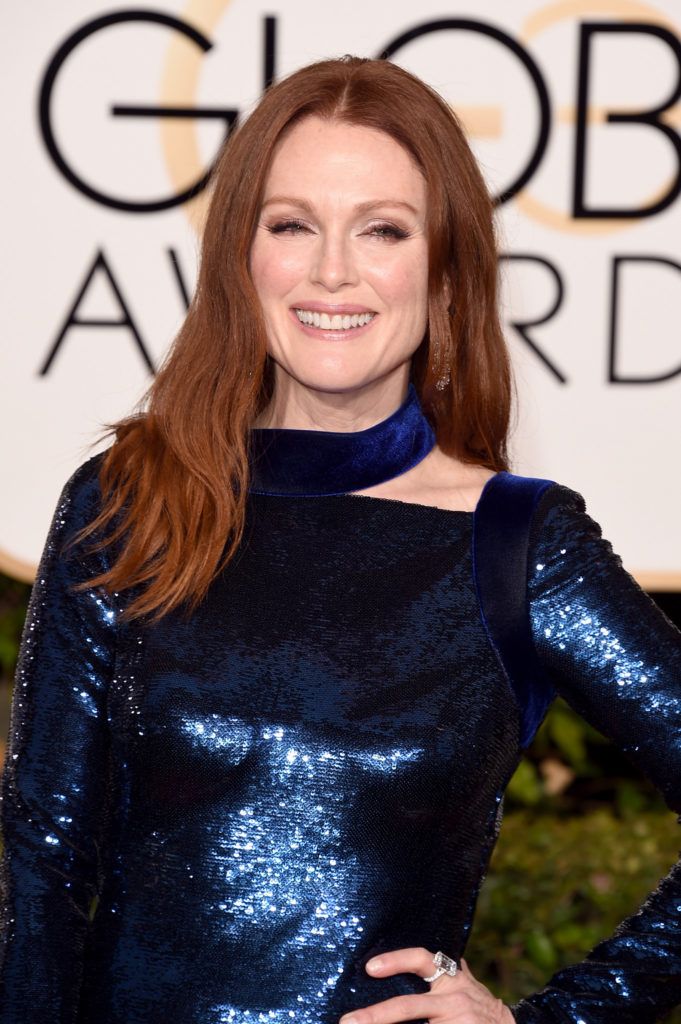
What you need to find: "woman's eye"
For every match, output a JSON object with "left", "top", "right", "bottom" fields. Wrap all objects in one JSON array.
[
  {"left": 267, "top": 220, "right": 309, "bottom": 235},
  {"left": 265, "top": 220, "right": 409, "bottom": 240},
  {"left": 367, "top": 224, "right": 410, "bottom": 241}
]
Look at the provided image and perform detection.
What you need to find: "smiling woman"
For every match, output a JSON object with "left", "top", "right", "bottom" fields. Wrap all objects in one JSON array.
[
  {"left": 1, "top": 55, "right": 681, "bottom": 1024},
  {"left": 248, "top": 116, "right": 430, "bottom": 428}
]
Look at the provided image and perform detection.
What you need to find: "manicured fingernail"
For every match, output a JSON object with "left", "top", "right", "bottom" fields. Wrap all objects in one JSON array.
[
  {"left": 340, "top": 1017, "right": 358, "bottom": 1024},
  {"left": 366, "top": 957, "right": 383, "bottom": 972}
]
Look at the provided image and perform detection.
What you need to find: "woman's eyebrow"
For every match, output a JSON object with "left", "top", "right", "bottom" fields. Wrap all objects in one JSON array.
[{"left": 260, "top": 195, "right": 419, "bottom": 216}]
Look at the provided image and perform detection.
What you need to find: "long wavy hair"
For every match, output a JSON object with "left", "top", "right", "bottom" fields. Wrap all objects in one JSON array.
[{"left": 70, "top": 55, "right": 514, "bottom": 624}]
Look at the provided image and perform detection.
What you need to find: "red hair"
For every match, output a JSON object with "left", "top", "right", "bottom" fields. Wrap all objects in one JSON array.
[{"left": 71, "top": 55, "right": 514, "bottom": 624}]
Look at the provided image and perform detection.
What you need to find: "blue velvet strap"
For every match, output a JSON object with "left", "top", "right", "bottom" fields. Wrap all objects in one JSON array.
[
  {"left": 248, "top": 382, "right": 436, "bottom": 497},
  {"left": 472, "top": 471, "right": 557, "bottom": 750}
]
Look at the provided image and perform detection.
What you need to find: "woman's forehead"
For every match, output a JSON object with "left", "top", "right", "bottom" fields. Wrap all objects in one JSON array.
[{"left": 262, "top": 118, "right": 427, "bottom": 206}]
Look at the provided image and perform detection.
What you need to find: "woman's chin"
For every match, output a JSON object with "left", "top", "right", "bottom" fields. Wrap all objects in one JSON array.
[{"left": 272, "top": 366, "right": 392, "bottom": 397}]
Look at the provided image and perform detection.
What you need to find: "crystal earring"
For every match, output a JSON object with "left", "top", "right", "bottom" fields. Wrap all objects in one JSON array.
[
  {"left": 435, "top": 364, "right": 451, "bottom": 391},
  {"left": 431, "top": 335, "right": 451, "bottom": 391}
]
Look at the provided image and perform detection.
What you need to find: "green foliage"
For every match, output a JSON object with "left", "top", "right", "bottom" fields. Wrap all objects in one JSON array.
[
  {"left": 506, "top": 758, "right": 543, "bottom": 806},
  {"left": 506, "top": 695, "right": 670, "bottom": 817},
  {"left": 0, "top": 574, "right": 30, "bottom": 682},
  {"left": 544, "top": 700, "right": 590, "bottom": 770},
  {"left": 467, "top": 807, "right": 681, "bottom": 1021}
]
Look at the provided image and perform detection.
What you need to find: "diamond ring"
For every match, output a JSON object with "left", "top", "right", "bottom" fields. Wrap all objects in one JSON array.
[{"left": 423, "top": 950, "right": 459, "bottom": 982}]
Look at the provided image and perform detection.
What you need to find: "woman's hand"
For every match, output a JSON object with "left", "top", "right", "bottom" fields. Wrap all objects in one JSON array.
[{"left": 338, "top": 949, "right": 515, "bottom": 1024}]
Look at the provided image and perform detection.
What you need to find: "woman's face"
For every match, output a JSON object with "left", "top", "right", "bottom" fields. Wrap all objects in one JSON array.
[{"left": 249, "top": 115, "right": 429, "bottom": 396}]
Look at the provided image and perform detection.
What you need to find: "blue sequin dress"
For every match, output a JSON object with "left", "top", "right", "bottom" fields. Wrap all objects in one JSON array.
[{"left": 1, "top": 451, "right": 680, "bottom": 1023}]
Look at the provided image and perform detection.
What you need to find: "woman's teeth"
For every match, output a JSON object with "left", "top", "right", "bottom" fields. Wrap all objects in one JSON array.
[{"left": 294, "top": 309, "right": 375, "bottom": 330}]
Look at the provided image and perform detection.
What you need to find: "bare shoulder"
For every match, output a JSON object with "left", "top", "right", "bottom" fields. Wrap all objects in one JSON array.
[
  {"left": 350, "top": 446, "right": 498, "bottom": 512},
  {"left": 415, "top": 448, "right": 498, "bottom": 512}
]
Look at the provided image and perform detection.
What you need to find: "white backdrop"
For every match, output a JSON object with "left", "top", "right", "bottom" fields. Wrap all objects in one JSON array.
[{"left": 1, "top": 0, "right": 680, "bottom": 587}]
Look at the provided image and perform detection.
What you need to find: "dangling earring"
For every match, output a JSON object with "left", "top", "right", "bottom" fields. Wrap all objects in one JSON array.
[
  {"left": 435, "top": 364, "right": 451, "bottom": 391},
  {"left": 431, "top": 334, "right": 451, "bottom": 391}
]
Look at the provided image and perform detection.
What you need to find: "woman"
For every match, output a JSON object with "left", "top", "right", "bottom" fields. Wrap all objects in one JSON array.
[{"left": 0, "top": 55, "right": 679, "bottom": 1024}]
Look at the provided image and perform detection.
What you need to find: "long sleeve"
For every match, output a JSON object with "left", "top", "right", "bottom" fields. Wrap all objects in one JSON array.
[
  {"left": 0, "top": 454, "right": 117, "bottom": 1022},
  {"left": 510, "top": 484, "right": 681, "bottom": 1024}
]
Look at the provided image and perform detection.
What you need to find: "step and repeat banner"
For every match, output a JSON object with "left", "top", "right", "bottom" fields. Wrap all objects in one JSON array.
[{"left": 1, "top": 0, "right": 680, "bottom": 587}]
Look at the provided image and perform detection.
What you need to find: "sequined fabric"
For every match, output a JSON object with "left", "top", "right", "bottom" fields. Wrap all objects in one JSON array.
[
  {"left": 510, "top": 485, "right": 681, "bottom": 1023},
  {"left": 0, "top": 457, "right": 679, "bottom": 1023}
]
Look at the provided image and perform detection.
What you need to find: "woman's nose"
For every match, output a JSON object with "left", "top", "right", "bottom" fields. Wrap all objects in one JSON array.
[{"left": 309, "top": 234, "right": 359, "bottom": 291}]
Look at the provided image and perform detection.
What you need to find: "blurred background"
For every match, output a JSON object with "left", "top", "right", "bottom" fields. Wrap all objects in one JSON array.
[{"left": 2, "top": 0, "right": 680, "bottom": 1015}]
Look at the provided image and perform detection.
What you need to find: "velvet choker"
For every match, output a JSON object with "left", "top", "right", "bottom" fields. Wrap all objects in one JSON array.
[{"left": 248, "top": 382, "right": 436, "bottom": 497}]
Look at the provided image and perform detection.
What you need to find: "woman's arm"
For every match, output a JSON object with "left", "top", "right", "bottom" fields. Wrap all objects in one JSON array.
[
  {"left": 509, "top": 483, "right": 681, "bottom": 1024},
  {"left": 0, "top": 453, "right": 117, "bottom": 1021}
]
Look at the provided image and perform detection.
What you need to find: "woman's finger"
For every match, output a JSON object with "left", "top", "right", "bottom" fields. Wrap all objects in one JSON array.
[
  {"left": 337, "top": 947, "right": 512, "bottom": 1023},
  {"left": 364, "top": 946, "right": 462, "bottom": 986},
  {"left": 339, "top": 989, "right": 451, "bottom": 1024}
]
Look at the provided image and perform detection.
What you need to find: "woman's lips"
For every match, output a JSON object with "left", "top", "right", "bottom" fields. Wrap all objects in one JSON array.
[
  {"left": 288, "top": 307, "right": 378, "bottom": 341},
  {"left": 291, "top": 301, "right": 377, "bottom": 314}
]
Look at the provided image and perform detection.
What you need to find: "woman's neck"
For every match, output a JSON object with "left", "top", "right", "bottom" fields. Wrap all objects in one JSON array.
[{"left": 252, "top": 379, "right": 411, "bottom": 433}]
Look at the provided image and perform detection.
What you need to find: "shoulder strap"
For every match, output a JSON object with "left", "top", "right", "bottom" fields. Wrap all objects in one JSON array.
[{"left": 472, "top": 470, "right": 557, "bottom": 750}]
